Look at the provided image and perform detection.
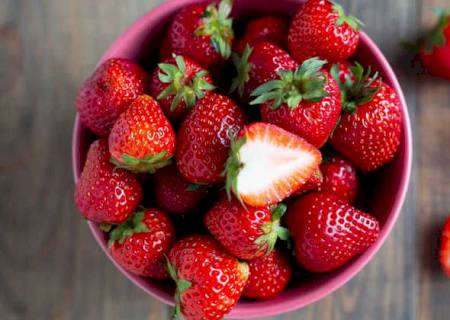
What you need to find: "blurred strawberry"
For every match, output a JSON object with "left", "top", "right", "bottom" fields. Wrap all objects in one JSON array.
[{"left": 440, "top": 216, "right": 450, "bottom": 277}]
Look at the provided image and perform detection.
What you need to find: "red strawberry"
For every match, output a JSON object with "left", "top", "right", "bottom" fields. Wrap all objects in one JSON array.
[
  {"left": 167, "top": 235, "right": 249, "bottom": 320},
  {"left": 165, "top": 0, "right": 234, "bottom": 69},
  {"left": 154, "top": 165, "right": 209, "bottom": 215},
  {"left": 230, "top": 42, "right": 297, "bottom": 103},
  {"left": 331, "top": 60, "right": 355, "bottom": 83},
  {"left": 318, "top": 153, "right": 359, "bottom": 203},
  {"left": 176, "top": 92, "right": 246, "bottom": 184},
  {"left": 243, "top": 250, "right": 292, "bottom": 300},
  {"left": 74, "top": 139, "right": 142, "bottom": 224},
  {"left": 330, "top": 62, "right": 402, "bottom": 171},
  {"left": 287, "top": 192, "right": 380, "bottom": 272},
  {"left": 225, "top": 122, "right": 321, "bottom": 208},
  {"left": 252, "top": 57, "right": 342, "bottom": 147},
  {"left": 150, "top": 55, "right": 215, "bottom": 120},
  {"left": 234, "top": 16, "right": 289, "bottom": 54},
  {"left": 109, "top": 209, "right": 174, "bottom": 278},
  {"left": 440, "top": 216, "right": 450, "bottom": 277},
  {"left": 205, "top": 199, "right": 290, "bottom": 260},
  {"left": 76, "top": 58, "right": 149, "bottom": 136},
  {"left": 293, "top": 168, "right": 323, "bottom": 196},
  {"left": 418, "top": 9, "right": 450, "bottom": 80},
  {"left": 288, "top": 0, "right": 362, "bottom": 63},
  {"left": 109, "top": 95, "right": 176, "bottom": 173}
]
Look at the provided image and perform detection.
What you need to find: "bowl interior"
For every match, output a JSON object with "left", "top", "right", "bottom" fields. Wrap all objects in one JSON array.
[{"left": 72, "top": 0, "right": 412, "bottom": 318}]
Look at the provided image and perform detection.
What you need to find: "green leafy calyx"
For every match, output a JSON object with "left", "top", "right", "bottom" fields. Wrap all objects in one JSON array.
[
  {"left": 224, "top": 135, "right": 247, "bottom": 208},
  {"left": 255, "top": 204, "right": 291, "bottom": 255},
  {"left": 108, "top": 211, "right": 149, "bottom": 248},
  {"left": 250, "top": 57, "right": 329, "bottom": 109},
  {"left": 229, "top": 44, "right": 254, "bottom": 97},
  {"left": 166, "top": 256, "right": 191, "bottom": 320},
  {"left": 157, "top": 55, "right": 215, "bottom": 112},
  {"left": 330, "top": 61, "right": 381, "bottom": 114},
  {"left": 111, "top": 151, "right": 172, "bottom": 174},
  {"left": 423, "top": 8, "right": 450, "bottom": 53},
  {"left": 195, "top": 0, "right": 234, "bottom": 59},
  {"left": 331, "top": 1, "right": 364, "bottom": 31}
]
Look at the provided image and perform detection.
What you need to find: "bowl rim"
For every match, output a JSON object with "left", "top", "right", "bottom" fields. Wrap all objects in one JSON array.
[{"left": 72, "top": 0, "right": 413, "bottom": 318}]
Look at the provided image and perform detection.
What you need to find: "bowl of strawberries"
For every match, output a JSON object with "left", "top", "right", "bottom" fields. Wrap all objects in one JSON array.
[{"left": 72, "top": 0, "right": 412, "bottom": 318}]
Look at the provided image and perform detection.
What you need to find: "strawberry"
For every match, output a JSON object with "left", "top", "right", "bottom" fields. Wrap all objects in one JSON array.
[
  {"left": 230, "top": 42, "right": 297, "bottom": 103},
  {"left": 243, "top": 250, "right": 292, "bottom": 300},
  {"left": 287, "top": 0, "right": 362, "bottom": 63},
  {"left": 109, "top": 209, "right": 174, "bottom": 278},
  {"left": 76, "top": 58, "right": 148, "bottom": 137},
  {"left": 293, "top": 168, "right": 323, "bottom": 196},
  {"left": 225, "top": 122, "right": 321, "bottom": 208},
  {"left": 287, "top": 192, "right": 380, "bottom": 272},
  {"left": 252, "top": 57, "right": 342, "bottom": 148},
  {"left": 154, "top": 165, "right": 209, "bottom": 215},
  {"left": 176, "top": 92, "right": 246, "bottom": 184},
  {"left": 167, "top": 235, "right": 249, "bottom": 320},
  {"left": 440, "top": 216, "right": 450, "bottom": 277},
  {"left": 234, "top": 16, "right": 289, "bottom": 55},
  {"left": 74, "top": 139, "right": 142, "bottom": 224},
  {"left": 318, "top": 153, "right": 359, "bottom": 203},
  {"left": 165, "top": 0, "right": 234, "bottom": 69},
  {"left": 205, "top": 199, "right": 290, "bottom": 260},
  {"left": 150, "top": 55, "right": 215, "bottom": 120},
  {"left": 331, "top": 60, "right": 355, "bottom": 83},
  {"left": 329, "top": 62, "right": 402, "bottom": 171},
  {"left": 108, "top": 95, "right": 176, "bottom": 173},
  {"left": 418, "top": 9, "right": 450, "bottom": 80}
]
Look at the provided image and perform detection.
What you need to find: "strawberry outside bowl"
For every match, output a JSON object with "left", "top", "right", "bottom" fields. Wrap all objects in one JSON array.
[{"left": 72, "top": 0, "right": 413, "bottom": 318}]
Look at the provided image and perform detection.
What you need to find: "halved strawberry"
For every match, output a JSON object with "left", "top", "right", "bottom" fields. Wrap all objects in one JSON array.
[
  {"left": 225, "top": 122, "right": 321, "bottom": 208},
  {"left": 440, "top": 216, "right": 450, "bottom": 277}
]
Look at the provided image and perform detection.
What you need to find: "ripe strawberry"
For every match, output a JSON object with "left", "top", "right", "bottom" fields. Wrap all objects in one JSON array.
[
  {"left": 230, "top": 42, "right": 297, "bottom": 103},
  {"left": 74, "top": 139, "right": 142, "bottom": 224},
  {"left": 252, "top": 57, "right": 342, "bottom": 147},
  {"left": 167, "top": 235, "right": 249, "bottom": 320},
  {"left": 234, "top": 16, "right": 289, "bottom": 55},
  {"left": 293, "top": 168, "right": 323, "bottom": 196},
  {"left": 150, "top": 55, "right": 215, "bottom": 120},
  {"left": 165, "top": 0, "right": 234, "bottom": 69},
  {"left": 154, "top": 165, "right": 209, "bottom": 215},
  {"left": 109, "top": 95, "right": 176, "bottom": 173},
  {"left": 418, "top": 9, "right": 450, "bottom": 80},
  {"left": 176, "top": 92, "right": 246, "bottom": 184},
  {"left": 205, "top": 199, "right": 290, "bottom": 260},
  {"left": 329, "top": 62, "right": 402, "bottom": 171},
  {"left": 288, "top": 0, "right": 362, "bottom": 63},
  {"left": 225, "top": 122, "right": 321, "bottom": 208},
  {"left": 109, "top": 209, "right": 174, "bottom": 278},
  {"left": 440, "top": 216, "right": 450, "bottom": 277},
  {"left": 243, "top": 250, "right": 292, "bottom": 300},
  {"left": 318, "top": 153, "right": 359, "bottom": 203},
  {"left": 287, "top": 192, "right": 380, "bottom": 272},
  {"left": 76, "top": 58, "right": 148, "bottom": 136}
]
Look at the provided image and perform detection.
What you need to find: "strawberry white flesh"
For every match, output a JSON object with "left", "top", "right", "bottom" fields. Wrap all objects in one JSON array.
[{"left": 227, "top": 123, "right": 321, "bottom": 207}]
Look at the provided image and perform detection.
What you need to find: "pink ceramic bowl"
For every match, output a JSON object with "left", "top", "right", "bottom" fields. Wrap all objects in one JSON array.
[{"left": 72, "top": 0, "right": 413, "bottom": 318}]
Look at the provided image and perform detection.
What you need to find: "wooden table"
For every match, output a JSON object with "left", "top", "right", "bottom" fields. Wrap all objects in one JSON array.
[{"left": 1, "top": 0, "right": 450, "bottom": 319}]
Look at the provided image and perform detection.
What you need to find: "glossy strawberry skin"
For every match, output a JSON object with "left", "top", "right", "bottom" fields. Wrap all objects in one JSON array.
[
  {"left": 74, "top": 139, "right": 142, "bottom": 224},
  {"left": 288, "top": 0, "right": 360, "bottom": 63},
  {"left": 287, "top": 192, "right": 380, "bottom": 272},
  {"left": 154, "top": 165, "right": 208, "bottom": 215},
  {"left": 150, "top": 56, "right": 214, "bottom": 120},
  {"left": 76, "top": 58, "right": 148, "bottom": 137},
  {"left": 168, "top": 235, "right": 249, "bottom": 320},
  {"left": 108, "top": 95, "right": 176, "bottom": 169},
  {"left": 293, "top": 168, "right": 323, "bottom": 196},
  {"left": 110, "top": 209, "right": 175, "bottom": 278},
  {"left": 234, "top": 16, "right": 289, "bottom": 54},
  {"left": 318, "top": 153, "right": 359, "bottom": 203},
  {"left": 243, "top": 250, "right": 292, "bottom": 300},
  {"left": 440, "top": 216, "right": 450, "bottom": 277},
  {"left": 204, "top": 198, "right": 272, "bottom": 260},
  {"left": 261, "top": 70, "right": 341, "bottom": 147},
  {"left": 334, "top": 60, "right": 355, "bottom": 83},
  {"left": 330, "top": 81, "right": 402, "bottom": 172},
  {"left": 176, "top": 93, "right": 246, "bottom": 184}
]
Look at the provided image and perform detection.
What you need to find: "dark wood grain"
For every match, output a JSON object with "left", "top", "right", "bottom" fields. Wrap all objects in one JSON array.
[{"left": 0, "top": 0, "right": 449, "bottom": 319}]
